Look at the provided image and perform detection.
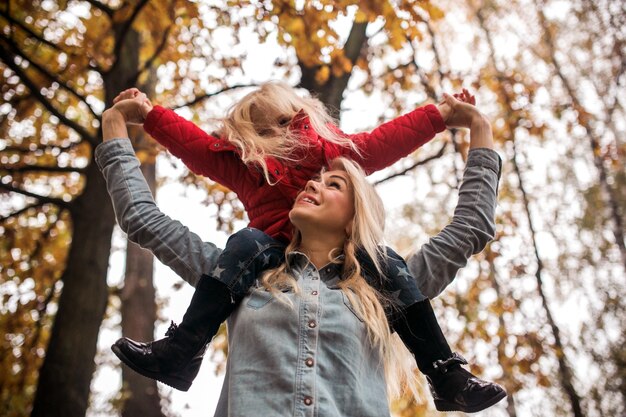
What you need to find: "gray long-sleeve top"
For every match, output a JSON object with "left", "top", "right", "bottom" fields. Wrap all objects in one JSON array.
[
  {"left": 95, "top": 138, "right": 501, "bottom": 297},
  {"left": 408, "top": 148, "right": 501, "bottom": 297}
]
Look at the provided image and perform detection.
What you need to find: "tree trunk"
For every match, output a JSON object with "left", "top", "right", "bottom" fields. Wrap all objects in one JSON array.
[
  {"left": 475, "top": 6, "right": 585, "bottom": 417},
  {"left": 120, "top": 238, "right": 163, "bottom": 417},
  {"left": 120, "top": 134, "right": 164, "bottom": 417},
  {"left": 536, "top": 3, "right": 626, "bottom": 271},
  {"left": 487, "top": 249, "right": 518, "bottom": 417},
  {"left": 299, "top": 20, "right": 368, "bottom": 116},
  {"left": 511, "top": 139, "right": 585, "bottom": 417},
  {"left": 31, "top": 28, "right": 143, "bottom": 417},
  {"left": 31, "top": 161, "right": 116, "bottom": 417}
]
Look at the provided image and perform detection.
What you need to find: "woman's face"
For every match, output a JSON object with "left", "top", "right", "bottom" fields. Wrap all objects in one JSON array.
[{"left": 289, "top": 169, "right": 355, "bottom": 235}]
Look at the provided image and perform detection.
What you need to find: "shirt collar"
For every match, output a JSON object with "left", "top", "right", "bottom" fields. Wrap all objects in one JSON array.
[{"left": 286, "top": 251, "right": 344, "bottom": 284}]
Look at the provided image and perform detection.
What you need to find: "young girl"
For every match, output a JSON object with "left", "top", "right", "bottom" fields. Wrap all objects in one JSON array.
[{"left": 106, "top": 85, "right": 504, "bottom": 412}]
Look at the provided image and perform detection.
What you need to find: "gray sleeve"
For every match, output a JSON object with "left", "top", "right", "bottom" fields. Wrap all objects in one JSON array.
[
  {"left": 407, "top": 147, "right": 502, "bottom": 298},
  {"left": 95, "top": 138, "right": 222, "bottom": 287}
]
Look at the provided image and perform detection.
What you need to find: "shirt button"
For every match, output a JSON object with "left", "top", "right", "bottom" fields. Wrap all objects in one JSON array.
[
  {"left": 304, "top": 396, "right": 313, "bottom": 405},
  {"left": 274, "top": 169, "right": 280, "bottom": 175},
  {"left": 304, "top": 124, "right": 310, "bottom": 130},
  {"left": 214, "top": 143, "right": 220, "bottom": 148},
  {"left": 305, "top": 358, "right": 314, "bottom": 367},
  {"left": 295, "top": 164, "right": 302, "bottom": 170},
  {"left": 308, "top": 320, "right": 316, "bottom": 328},
  {"left": 311, "top": 290, "right": 318, "bottom": 296}
]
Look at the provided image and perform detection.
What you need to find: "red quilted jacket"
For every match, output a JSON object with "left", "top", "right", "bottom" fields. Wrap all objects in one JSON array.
[{"left": 144, "top": 105, "right": 445, "bottom": 242}]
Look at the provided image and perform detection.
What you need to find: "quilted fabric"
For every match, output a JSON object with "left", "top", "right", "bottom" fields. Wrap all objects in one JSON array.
[{"left": 143, "top": 104, "right": 445, "bottom": 242}]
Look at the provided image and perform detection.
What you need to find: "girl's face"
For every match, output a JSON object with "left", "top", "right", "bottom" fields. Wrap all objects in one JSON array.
[{"left": 289, "top": 170, "right": 355, "bottom": 236}]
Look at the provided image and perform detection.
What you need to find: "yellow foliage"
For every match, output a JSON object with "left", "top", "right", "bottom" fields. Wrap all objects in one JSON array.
[
  {"left": 356, "top": 57, "right": 369, "bottom": 71},
  {"left": 285, "top": 16, "right": 305, "bottom": 35},
  {"left": 354, "top": 9, "right": 369, "bottom": 24},
  {"left": 423, "top": 2, "right": 445, "bottom": 20},
  {"left": 315, "top": 65, "right": 330, "bottom": 85}
]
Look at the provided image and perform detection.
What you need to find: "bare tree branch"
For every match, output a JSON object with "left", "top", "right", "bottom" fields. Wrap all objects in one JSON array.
[
  {"left": 0, "top": 202, "right": 43, "bottom": 223},
  {"left": 1, "top": 165, "right": 87, "bottom": 174},
  {"left": 0, "top": 93, "right": 30, "bottom": 127},
  {"left": 475, "top": 6, "right": 586, "bottom": 415},
  {"left": 107, "top": 0, "right": 150, "bottom": 74},
  {"left": 0, "top": 11, "right": 66, "bottom": 53},
  {"left": 407, "top": 43, "right": 438, "bottom": 100},
  {"left": 130, "top": 24, "right": 172, "bottom": 86},
  {"left": 425, "top": 20, "right": 446, "bottom": 87},
  {"left": 1, "top": 34, "right": 101, "bottom": 120},
  {"left": 322, "top": 20, "right": 368, "bottom": 116},
  {"left": 1, "top": 141, "right": 82, "bottom": 154},
  {"left": 374, "top": 142, "right": 447, "bottom": 185},
  {"left": 172, "top": 83, "right": 259, "bottom": 109},
  {"left": 0, "top": 45, "right": 99, "bottom": 146},
  {"left": 12, "top": 217, "right": 60, "bottom": 392},
  {"left": 0, "top": 10, "right": 101, "bottom": 71},
  {"left": 533, "top": 0, "right": 626, "bottom": 269},
  {"left": 415, "top": 22, "right": 463, "bottom": 185},
  {"left": 0, "top": 182, "right": 71, "bottom": 209}
]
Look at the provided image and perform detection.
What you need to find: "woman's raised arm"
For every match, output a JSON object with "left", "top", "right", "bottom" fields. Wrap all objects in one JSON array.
[
  {"left": 97, "top": 107, "right": 222, "bottom": 287},
  {"left": 407, "top": 92, "right": 500, "bottom": 298}
]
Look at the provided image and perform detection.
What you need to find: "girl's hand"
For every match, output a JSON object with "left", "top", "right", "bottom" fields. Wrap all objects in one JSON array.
[
  {"left": 110, "top": 90, "right": 153, "bottom": 125},
  {"left": 439, "top": 89, "right": 481, "bottom": 129},
  {"left": 113, "top": 88, "right": 145, "bottom": 104}
]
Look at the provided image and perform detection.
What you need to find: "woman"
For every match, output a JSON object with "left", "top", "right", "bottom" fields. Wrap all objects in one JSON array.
[{"left": 97, "top": 93, "right": 505, "bottom": 414}]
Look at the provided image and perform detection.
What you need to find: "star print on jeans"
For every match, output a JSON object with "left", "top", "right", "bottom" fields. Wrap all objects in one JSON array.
[
  {"left": 211, "top": 265, "right": 225, "bottom": 278},
  {"left": 237, "top": 260, "right": 250, "bottom": 277},
  {"left": 389, "top": 289, "right": 407, "bottom": 307},
  {"left": 395, "top": 265, "right": 412, "bottom": 281}
]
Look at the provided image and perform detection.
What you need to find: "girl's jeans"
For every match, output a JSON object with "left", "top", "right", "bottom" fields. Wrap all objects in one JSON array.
[{"left": 211, "top": 227, "right": 427, "bottom": 309}]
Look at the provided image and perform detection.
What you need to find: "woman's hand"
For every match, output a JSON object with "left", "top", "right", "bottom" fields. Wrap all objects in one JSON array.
[
  {"left": 101, "top": 108, "right": 129, "bottom": 142},
  {"left": 437, "top": 89, "right": 494, "bottom": 149},
  {"left": 437, "top": 89, "right": 476, "bottom": 128},
  {"left": 111, "top": 88, "right": 153, "bottom": 125},
  {"left": 438, "top": 89, "right": 484, "bottom": 129}
]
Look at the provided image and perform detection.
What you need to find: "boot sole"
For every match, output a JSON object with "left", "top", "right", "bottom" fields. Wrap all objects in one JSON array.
[
  {"left": 111, "top": 343, "right": 192, "bottom": 392},
  {"left": 434, "top": 390, "right": 507, "bottom": 413}
]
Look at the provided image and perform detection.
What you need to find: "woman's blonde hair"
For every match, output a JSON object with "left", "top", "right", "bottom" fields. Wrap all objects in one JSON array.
[
  {"left": 262, "top": 157, "right": 421, "bottom": 399},
  {"left": 219, "top": 82, "right": 360, "bottom": 184}
]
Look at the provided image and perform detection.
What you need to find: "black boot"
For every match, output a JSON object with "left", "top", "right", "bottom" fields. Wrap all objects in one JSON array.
[
  {"left": 393, "top": 299, "right": 507, "bottom": 413},
  {"left": 112, "top": 275, "right": 235, "bottom": 391}
]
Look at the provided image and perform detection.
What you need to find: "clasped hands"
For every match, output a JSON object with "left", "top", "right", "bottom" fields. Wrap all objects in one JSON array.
[{"left": 103, "top": 87, "right": 487, "bottom": 134}]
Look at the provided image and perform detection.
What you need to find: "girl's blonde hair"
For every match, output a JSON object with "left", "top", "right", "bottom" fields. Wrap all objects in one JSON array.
[
  {"left": 219, "top": 82, "right": 360, "bottom": 184},
  {"left": 262, "top": 157, "right": 421, "bottom": 399}
]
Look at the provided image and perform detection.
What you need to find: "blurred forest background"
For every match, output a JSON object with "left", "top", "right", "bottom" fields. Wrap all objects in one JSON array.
[{"left": 0, "top": 0, "right": 624, "bottom": 416}]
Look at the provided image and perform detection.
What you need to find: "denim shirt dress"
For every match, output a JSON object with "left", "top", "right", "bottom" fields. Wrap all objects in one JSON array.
[{"left": 96, "top": 138, "right": 501, "bottom": 417}]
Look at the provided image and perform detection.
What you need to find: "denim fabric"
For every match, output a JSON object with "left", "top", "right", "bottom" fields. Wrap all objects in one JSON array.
[
  {"left": 214, "top": 252, "right": 391, "bottom": 417},
  {"left": 95, "top": 138, "right": 220, "bottom": 287},
  {"left": 357, "top": 246, "right": 428, "bottom": 308},
  {"left": 210, "top": 227, "right": 285, "bottom": 299},
  {"left": 219, "top": 228, "right": 427, "bottom": 311}
]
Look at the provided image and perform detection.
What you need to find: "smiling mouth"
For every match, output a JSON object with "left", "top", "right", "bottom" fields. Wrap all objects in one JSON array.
[{"left": 298, "top": 195, "right": 319, "bottom": 206}]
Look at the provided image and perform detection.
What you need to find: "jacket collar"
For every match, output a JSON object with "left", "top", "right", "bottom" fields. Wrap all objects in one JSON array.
[{"left": 289, "top": 109, "right": 310, "bottom": 129}]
